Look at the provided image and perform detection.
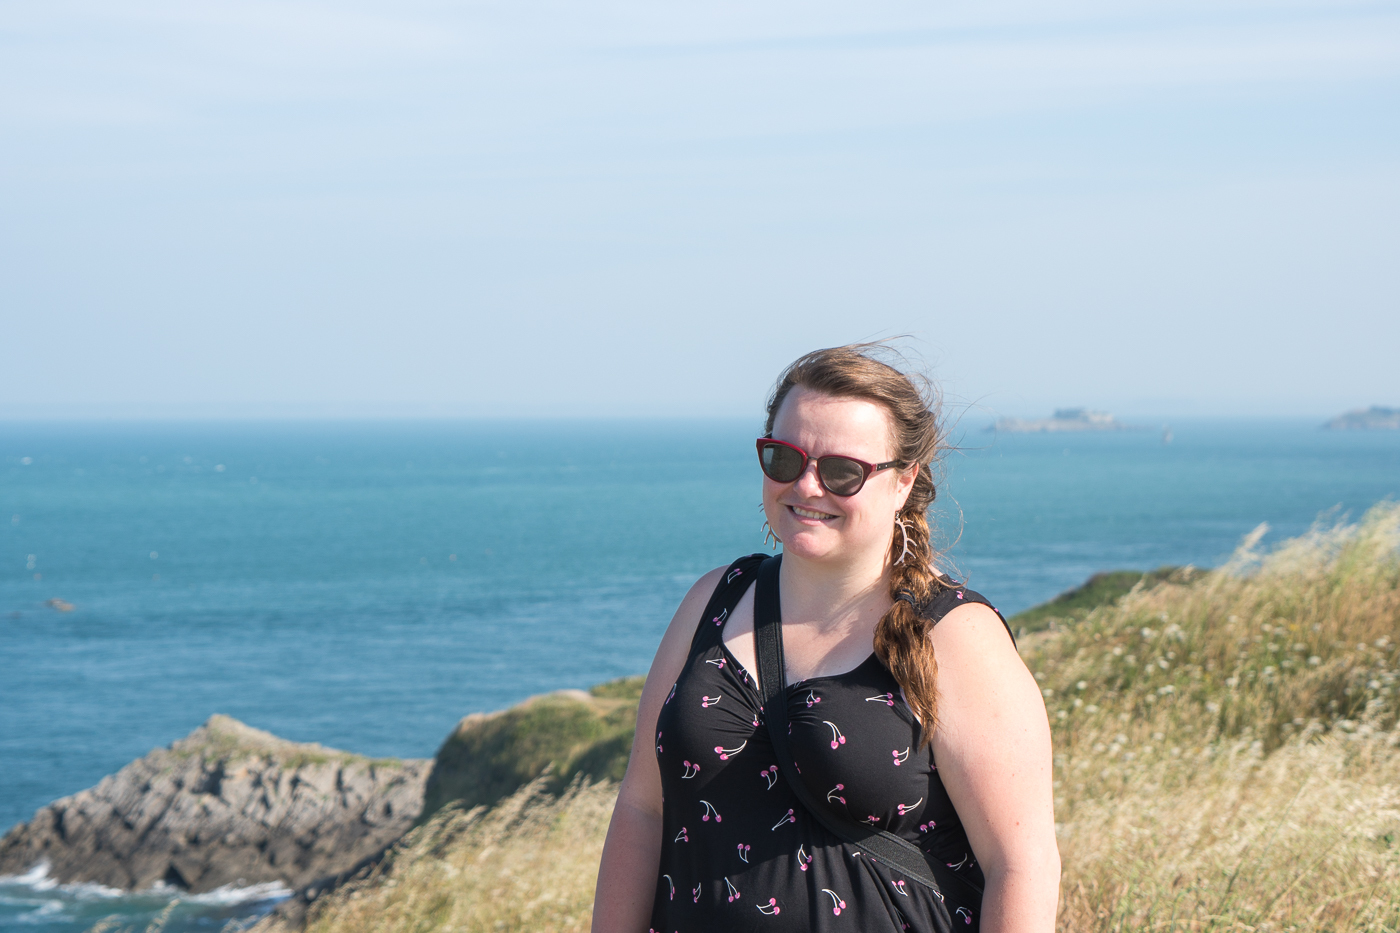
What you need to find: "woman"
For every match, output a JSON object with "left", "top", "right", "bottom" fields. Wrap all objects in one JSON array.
[{"left": 593, "top": 346, "right": 1059, "bottom": 932}]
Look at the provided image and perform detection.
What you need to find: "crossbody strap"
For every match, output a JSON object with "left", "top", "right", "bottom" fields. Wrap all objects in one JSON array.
[{"left": 754, "top": 554, "right": 950, "bottom": 897}]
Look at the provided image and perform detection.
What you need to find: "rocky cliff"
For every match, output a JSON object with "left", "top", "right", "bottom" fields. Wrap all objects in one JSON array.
[{"left": 0, "top": 715, "right": 430, "bottom": 894}]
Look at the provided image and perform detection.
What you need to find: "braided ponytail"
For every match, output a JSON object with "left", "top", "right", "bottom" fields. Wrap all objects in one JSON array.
[
  {"left": 877, "top": 474, "right": 942, "bottom": 745},
  {"left": 765, "top": 343, "right": 946, "bottom": 747}
]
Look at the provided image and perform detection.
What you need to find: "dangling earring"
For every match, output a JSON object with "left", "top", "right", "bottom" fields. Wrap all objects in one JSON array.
[
  {"left": 894, "top": 515, "right": 912, "bottom": 566},
  {"left": 763, "top": 521, "right": 780, "bottom": 550}
]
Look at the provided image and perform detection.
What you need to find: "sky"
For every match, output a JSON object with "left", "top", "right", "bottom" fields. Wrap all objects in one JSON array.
[{"left": 1, "top": 0, "right": 1397, "bottom": 421}]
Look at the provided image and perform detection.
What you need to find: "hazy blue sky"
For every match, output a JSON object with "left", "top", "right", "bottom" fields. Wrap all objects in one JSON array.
[{"left": 2, "top": 0, "right": 1396, "bottom": 420}]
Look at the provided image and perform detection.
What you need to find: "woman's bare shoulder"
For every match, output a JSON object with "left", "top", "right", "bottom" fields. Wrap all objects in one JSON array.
[{"left": 646, "top": 565, "right": 730, "bottom": 676}]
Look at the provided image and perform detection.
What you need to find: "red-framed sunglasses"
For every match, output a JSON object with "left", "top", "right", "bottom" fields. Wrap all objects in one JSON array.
[{"left": 755, "top": 437, "right": 904, "bottom": 497}]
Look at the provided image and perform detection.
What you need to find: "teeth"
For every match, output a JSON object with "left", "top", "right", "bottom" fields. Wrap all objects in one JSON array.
[{"left": 792, "top": 506, "right": 836, "bottom": 520}]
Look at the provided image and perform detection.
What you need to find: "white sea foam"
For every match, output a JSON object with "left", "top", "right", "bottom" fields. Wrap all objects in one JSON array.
[
  {"left": 0, "top": 863, "right": 56, "bottom": 891},
  {"left": 12, "top": 899, "right": 65, "bottom": 923},
  {"left": 0, "top": 863, "right": 286, "bottom": 907},
  {"left": 146, "top": 880, "right": 291, "bottom": 905},
  {"left": 7, "top": 866, "right": 125, "bottom": 902}
]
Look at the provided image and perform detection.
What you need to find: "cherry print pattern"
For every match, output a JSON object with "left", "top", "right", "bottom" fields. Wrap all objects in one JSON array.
[
  {"left": 822, "top": 721, "right": 847, "bottom": 749},
  {"left": 714, "top": 740, "right": 747, "bottom": 760},
  {"left": 651, "top": 555, "right": 1005, "bottom": 932}
]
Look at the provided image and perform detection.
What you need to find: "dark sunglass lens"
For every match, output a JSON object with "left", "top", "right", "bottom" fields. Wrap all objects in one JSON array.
[
  {"left": 819, "top": 457, "right": 866, "bottom": 496},
  {"left": 761, "top": 444, "right": 805, "bottom": 482}
]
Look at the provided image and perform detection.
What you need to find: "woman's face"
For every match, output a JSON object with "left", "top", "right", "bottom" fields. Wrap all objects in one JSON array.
[{"left": 763, "top": 387, "right": 917, "bottom": 567}]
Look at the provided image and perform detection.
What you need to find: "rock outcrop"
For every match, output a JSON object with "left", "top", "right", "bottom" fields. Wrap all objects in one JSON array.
[
  {"left": 0, "top": 715, "right": 430, "bottom": 894},
  {"left": 989, "top": 408, "right": 1133, "bottom": 433},
  {"left": 1323, "top": 406, "right": 1400, "bottom": 430}
]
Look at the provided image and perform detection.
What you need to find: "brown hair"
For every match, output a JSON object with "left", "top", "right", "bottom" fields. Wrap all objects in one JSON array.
[{"left": 764, "top": 343, "right": 946, "bottom": 744}]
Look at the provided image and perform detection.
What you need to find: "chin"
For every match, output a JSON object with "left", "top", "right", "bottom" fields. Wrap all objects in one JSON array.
[{"left": 777, "top": 529, "right": 841, "bottom": 562}]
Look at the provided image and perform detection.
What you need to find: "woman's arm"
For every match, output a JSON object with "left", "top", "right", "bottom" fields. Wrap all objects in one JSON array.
[
  {"left": 591, "top": 567, "right": 727, "bottom": 933},
  {"left": 930, "top": 604, "right": 1061, "bottom": 933}
]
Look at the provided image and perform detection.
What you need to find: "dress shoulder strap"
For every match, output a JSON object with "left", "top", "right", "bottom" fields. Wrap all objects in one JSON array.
[
  {"left": 924, "top": 584, "right": 1016, "bottom": 646},
  {"left": 683, "top": 553, "right": 768, "bottom": 658}
]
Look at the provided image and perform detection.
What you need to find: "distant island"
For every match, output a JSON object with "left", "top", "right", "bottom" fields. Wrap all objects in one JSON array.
[
  {"left": 1322, "top": 406, "right": 1400, "bottom": 430},
  {"left": 989, "top": 408, "right": 1133, "bottom": 433}
]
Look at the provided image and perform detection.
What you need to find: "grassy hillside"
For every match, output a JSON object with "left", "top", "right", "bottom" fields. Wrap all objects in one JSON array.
[
  {"left": 124, "top": 502, "right": 1400, "bottom": 933},
  {"left": 418, "top": 681, "right": 643, "bottom": 822},
  {"left": 1008, "top": 566, "right": 1199, "bottom": 634},
  {"left": 1034, "top": 504, "right": 1400, "bottom": 930}
]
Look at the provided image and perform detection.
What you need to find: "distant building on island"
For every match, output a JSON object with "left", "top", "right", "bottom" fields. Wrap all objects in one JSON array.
[
  {"left": 989, "top": 408, "right": 1132, "bottom": 433},
  {"left": 1322, "top": 406, "right": 1400, "bottom": 430}
]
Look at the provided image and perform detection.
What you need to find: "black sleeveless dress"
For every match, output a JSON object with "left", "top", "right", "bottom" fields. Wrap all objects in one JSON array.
[{"left": 649, "top": 554, "right": 1010, "bottom": 933}]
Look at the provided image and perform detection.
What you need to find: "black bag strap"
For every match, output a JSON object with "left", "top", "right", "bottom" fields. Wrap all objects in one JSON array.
[{"left": 754, "top": 554, "right": 950, "bottom": 896}]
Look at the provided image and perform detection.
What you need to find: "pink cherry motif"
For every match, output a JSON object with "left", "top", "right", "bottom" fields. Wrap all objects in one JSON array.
[
  {"left": 823, "top": 721, "right": 846, "bottom": 749},
  {"left": 919, "top": 820, "right": 936, "bottom": 832}
]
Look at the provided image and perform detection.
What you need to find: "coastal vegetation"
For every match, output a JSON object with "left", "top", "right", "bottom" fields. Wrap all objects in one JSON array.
[
  {"left": 1007, "top": 566, "right": 1198, "bottom": 634},
  {"left": 418, "top": 685, "right": 641, "bottom": 820},
  {"left": 83, "top": 502, "right": 1400, "bottom": 932}
]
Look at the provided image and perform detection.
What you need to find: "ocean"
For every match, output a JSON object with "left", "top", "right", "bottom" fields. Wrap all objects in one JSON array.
[{"left": 2, "top": 417, "right": 1397, "bottom": 932}]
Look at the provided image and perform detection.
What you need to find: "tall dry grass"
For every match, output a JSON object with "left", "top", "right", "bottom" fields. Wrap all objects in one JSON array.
[
  {"left": 250, "top": 776, "right": 614, "bottom": 933},
  {"left": 106, "top": 502, "right": 1400, "bottom": 933},
  {"left": 1037, "top": 502, "right": 1400, "bottom": 930}
]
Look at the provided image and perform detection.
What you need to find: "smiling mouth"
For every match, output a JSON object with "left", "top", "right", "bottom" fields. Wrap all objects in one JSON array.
[{"left": 789, "top": 505, "right": 838, "bottom": 521}]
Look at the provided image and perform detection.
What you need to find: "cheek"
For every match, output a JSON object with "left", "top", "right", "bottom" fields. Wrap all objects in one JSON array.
[{"left": 761, "top": 480, "right": 783, "bottom": 519}]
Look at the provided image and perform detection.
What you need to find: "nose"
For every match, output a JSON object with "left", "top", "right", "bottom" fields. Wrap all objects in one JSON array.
[{"left": 792, "top": 459, "right": 825, "bottom": 497}]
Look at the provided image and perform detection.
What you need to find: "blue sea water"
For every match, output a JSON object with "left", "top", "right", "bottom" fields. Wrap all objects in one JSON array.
[{"left": 2, "top": 418, "right": 1397, "bottom": 932}]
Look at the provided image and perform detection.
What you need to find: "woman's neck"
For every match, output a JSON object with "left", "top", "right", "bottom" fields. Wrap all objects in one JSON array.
[{"left": 777, "top": 547, "right": 891, "bottom": 636}]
